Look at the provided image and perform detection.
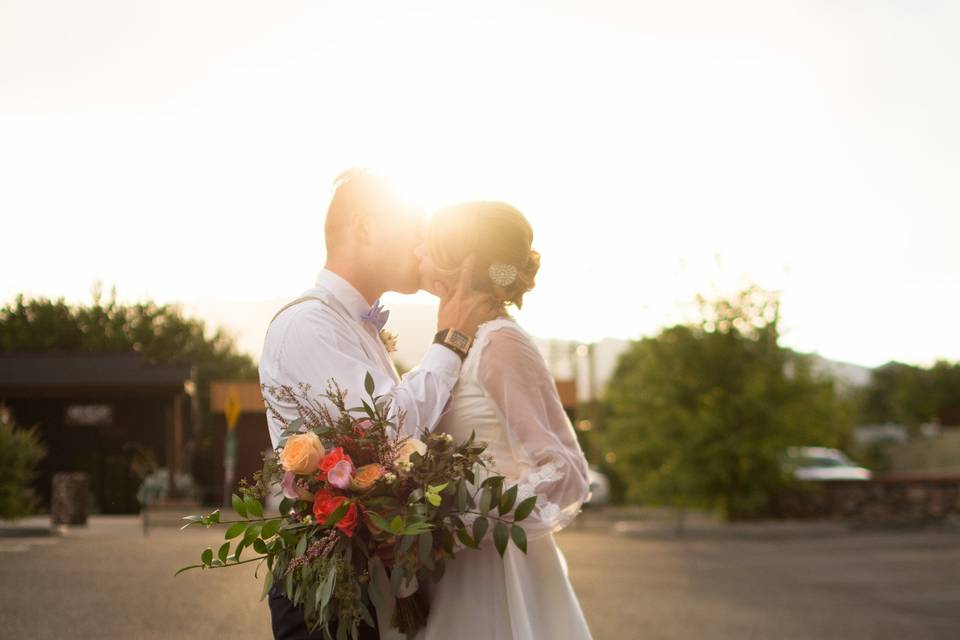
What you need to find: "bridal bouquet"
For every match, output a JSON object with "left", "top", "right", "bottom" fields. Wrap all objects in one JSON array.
[{"left": 178, "top": 373, "right": 535, "bottom": 640}]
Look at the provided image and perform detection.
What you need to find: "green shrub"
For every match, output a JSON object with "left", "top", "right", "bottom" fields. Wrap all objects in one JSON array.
[{"left": 0, "top": 417, "right": 47, "bottom": 520}]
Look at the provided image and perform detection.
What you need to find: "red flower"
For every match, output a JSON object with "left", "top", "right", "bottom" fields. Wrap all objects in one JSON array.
[
  {"left": 316, "top": 447, "right": 353, "bottom": 482},
  {"left": 312, "top": 488, "right": 359, "bottom": 537}
]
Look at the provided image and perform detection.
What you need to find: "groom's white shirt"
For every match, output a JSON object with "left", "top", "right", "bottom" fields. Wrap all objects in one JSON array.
[{"left": 259, "top": 268, "right": 462, "bottom": 449}]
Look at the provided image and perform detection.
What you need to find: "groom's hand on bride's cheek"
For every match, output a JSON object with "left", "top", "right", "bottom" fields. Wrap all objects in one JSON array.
[{"left": 437, "top": 254, "right": 499, "bottom": 337}]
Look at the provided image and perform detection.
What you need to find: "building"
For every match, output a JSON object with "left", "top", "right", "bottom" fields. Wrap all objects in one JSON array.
[{"left": 0, "top": 352, "right": 194, "bottom": 514}]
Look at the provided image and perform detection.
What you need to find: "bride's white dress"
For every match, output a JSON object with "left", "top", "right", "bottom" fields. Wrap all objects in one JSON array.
[{"left": 413, "top": 317, "right": 594, "bottom": 640}]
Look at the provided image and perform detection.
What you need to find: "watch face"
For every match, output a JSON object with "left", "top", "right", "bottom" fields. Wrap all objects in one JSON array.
[{"left": 447, "top": 330, "right": 471, "bottom": 351}]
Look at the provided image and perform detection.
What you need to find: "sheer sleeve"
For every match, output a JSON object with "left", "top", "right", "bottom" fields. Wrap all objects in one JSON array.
[{"left": 473, "top": 323, "right": 591, "bottom": 540}]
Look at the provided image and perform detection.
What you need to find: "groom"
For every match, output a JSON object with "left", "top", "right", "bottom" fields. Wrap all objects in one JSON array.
[{"left": 258, "top": 168, "right": 498, "bottom": 640}]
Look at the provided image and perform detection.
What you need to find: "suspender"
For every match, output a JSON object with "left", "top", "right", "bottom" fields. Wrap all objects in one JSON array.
[
  {"left": 268, "top": 295, "right": 329, "bottom": 325},
  {"left": 268, "top": 294, "right": 400, "bottom": 383}
]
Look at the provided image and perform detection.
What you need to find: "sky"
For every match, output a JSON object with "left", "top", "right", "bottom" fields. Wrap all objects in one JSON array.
[{"left": 2, "top": 0, "right": 958, "bottom": 368}]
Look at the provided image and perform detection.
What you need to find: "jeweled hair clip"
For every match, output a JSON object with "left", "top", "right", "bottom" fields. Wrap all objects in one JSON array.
[{"left": 488, "top": 263, "right": 518, "bottom": 287}]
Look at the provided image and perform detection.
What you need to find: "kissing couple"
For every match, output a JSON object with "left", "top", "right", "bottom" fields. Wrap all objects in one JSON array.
[{"left": 259, "top": 168, "right": 593, "bottom": 640}]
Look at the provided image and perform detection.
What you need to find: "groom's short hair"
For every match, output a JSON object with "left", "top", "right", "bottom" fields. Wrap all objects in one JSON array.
[{"left": 324, "top": 168, "right": 401, "bottom": 252}]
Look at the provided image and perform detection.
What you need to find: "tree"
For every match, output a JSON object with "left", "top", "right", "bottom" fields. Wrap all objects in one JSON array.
[
  {"left": 860, "top": 360, "right": 960, "bottom": 429},
  {"left": 604, "top": 286, "right": 855, "bottom": 520},
  {"left": 0, "top": 414, "right": 47, "bottom": 520}
]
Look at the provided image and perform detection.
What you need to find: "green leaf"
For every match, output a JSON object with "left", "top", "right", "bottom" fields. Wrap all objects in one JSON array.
[
  {"left": 513, "top": 496, "right": 537, "bottom": 522},
  {"left": 218, "top": 542, "right": 229, "bottom": 564},
  {"left": 244, "top": 496, "right": 263, "bottom": 518},
  {"left": 510, "top": 524, "right": 527, "bottom": 554},
  {"left": 225, "top": 521, "right": 247, "bottom": 540},
  {"left": 493, "top": 522, "right": 509, "bottom": 557},
  {"left": 243, "top": 523, "right": 263, "bottom": 545},
  {"left": 399, "top": 534, "right": 415, "bottom": 554},
  {"left": 260, "top": 568, "right": 275, "bottom": 602},
  {"left": 479, "top": 487, "right": 493, "bottom": 516},
  {"left": 472, "top": 516, "right": 489, "bottom": 543},
  {"left": 232, "top": 493, "right": 247, "bottom": 518},
  {"left": 428, "top": 482, "right": 449, "bottom": 493},
  {"left": 319, "top": 565, "right": 338, "bottom": 607},
  {"left": 295, "top": 535, "right": 307, "bottom": 557},
  {"left": 323, "top": 501, "right": 351, "bottom": 527},
  {"left": 253, "top": 538, "right": 268, "bottom": 554},
  {"left": 426, "top": 493, "right": 441, "bottom": 507},
  {"left": 498, "top": 485, "right": 518, "bottom": 515},
  {"left": 261, "top": 518, "right": 281, "bottom": 539},
  {"left": 418, "top": 531, "right": 434, "bottom": 570},
  {"left": 201, "top": 547, "right": 213, "bottom": 566},
  {"left": 456, "top": 479, "right": 467, "bottom": 512},
  {"left": 364, "top": 371, "right": 375, "bottom": 396},
  {"left": 388, "top": 515, "right": 404, "bottom": 535},
  {"left": 455, "top": 527, "right": 477, "bottom": 550},
  {"left": 367, "top": 556, "right": 387, "bottom": 610},
  {"left": 209, "top": 509, "right": 221, "bottom": 524},
  {"left": 432, "top": 558, "right": 445, "bottom": 581},
  {"left": 366, "top": 510, "right": 393, "bottom": 533}
]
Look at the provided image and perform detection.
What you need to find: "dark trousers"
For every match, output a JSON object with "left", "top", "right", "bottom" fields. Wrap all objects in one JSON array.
[{"left": 268, "top": 582, "right": 380, "bottom": 640}]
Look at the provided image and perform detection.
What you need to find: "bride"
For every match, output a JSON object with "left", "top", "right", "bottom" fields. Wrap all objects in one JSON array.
[{"left": 410, "top": 201, "right": 594, "bottom": 640}]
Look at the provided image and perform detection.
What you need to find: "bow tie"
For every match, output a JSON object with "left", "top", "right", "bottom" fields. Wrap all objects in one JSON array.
[{"left": 361, "top": 299, "right": 390, "bottom": 331}]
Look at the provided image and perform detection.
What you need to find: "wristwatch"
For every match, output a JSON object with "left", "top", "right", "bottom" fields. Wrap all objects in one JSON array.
[{"left": 433, "top": 328, "right": 473, "bottom": 360}]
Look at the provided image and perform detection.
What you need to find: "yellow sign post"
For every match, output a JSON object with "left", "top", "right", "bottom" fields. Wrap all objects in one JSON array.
[
  {"left": 223, "top": 388, "right": 241, "bottom": 507},
  {"left": 225, "top": 390, "right": 241, "bottom": 432}
]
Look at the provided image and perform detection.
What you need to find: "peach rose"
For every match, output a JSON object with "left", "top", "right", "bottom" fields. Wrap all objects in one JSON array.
[
  {"left": 393, "top": 437, "right": 427, "bottom": 466},
  {"left": 279, "top": 431, "right": 325, "bottom": 475},
  {"left": 351, "top": 463, "right": 387, "bottom": 492}
]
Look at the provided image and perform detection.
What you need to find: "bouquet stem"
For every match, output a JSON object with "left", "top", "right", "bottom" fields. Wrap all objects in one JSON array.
[{"left": 391, "top": 589, "right": 430, "bottom": 638}]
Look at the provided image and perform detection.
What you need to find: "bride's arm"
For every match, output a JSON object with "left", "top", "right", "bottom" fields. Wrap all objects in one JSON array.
[{"left": 471, "top": 324, "right": 591, "bottom": 542}]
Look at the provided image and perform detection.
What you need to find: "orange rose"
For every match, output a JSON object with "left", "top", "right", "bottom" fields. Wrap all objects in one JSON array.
[
  {"left": 312, "top": 488, "right": 359, "bottom": 537},
  {"left": 351, "top": 463, "right": 386, "bottom": 492},
  {"left": 279, "top": 431, "right": 325, "bottom": 475}
]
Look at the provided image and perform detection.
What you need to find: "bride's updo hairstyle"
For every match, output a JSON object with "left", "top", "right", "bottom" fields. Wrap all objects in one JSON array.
[{"left": 427, "top": 201, "right": 541, "bottom": 309}]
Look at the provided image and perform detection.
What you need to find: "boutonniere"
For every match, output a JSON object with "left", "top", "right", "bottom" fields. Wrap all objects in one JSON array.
[{"left": 379, "top": 329, "right": 398, "bottom": 353}]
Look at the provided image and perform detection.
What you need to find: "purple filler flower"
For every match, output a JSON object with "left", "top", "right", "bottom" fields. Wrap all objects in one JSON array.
[{"left": 326, "top": 459, "right": 355, "bottom": 490}]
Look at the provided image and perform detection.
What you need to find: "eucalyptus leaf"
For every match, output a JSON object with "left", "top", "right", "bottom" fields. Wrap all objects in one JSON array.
[
  {"left": 418, "top": 530, "right": 434, "bottom": 570},
  {"left": 201, "top": 547, "right": 213, "bottom": 566},
  {"left": 225, "top": 521, "right": 247, "bottom": 540},
  {"left": 218, "top": 542, "right": 229, "bottom": 564}
]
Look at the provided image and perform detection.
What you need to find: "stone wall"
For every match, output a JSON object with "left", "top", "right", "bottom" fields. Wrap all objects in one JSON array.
[{"left": 777, "top": 476, "right": 960, "bottom": 526}]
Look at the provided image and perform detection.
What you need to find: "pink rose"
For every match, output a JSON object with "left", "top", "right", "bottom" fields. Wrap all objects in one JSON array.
[
  {"left": 281, "top": 470, "right": 313, "bottom": 500},
  {"left": 326, "top": 459, "right": 355, "bottom": 490}
]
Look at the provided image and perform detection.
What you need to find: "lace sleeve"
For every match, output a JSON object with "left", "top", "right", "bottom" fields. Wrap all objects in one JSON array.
[{"left": 471, "top": 323, "right": 591, "bottom": 541}]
